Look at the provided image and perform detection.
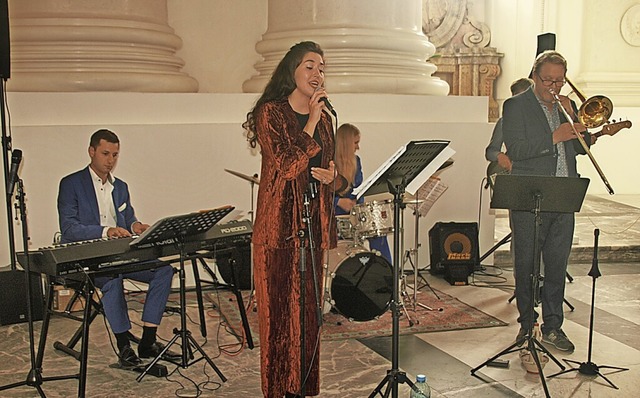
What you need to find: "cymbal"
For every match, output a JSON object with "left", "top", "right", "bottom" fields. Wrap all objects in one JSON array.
[{"left": 225, "top": 169, "right": 260, "bottom": 184}]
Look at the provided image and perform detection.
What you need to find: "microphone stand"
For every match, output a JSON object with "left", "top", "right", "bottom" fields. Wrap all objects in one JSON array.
[
  {"left": 296, "top": 186, "right": 324, "bottom": 397},
  {"left": 548, "top": 228, "right": 629, "bottom": 388},
  {"left": 0, "top": 180, "right": 76, "bottom": 396}
]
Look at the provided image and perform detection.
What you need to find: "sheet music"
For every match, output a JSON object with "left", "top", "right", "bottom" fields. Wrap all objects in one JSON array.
[{"left": 414, "top": 176, "right": 448, "bottom": 217}]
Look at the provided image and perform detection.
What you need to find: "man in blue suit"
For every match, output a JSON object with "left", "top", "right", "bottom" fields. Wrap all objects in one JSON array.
[
  {"left": 503, "top": 51, "right": 596, "bottom": 353},
  {"left": 58, "top": 129, "right": 178, "bottom": 368}
]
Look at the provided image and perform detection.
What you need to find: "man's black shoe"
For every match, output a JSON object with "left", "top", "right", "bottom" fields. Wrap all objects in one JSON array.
[
  {"left": 117, "top": 345, "right": 142, "bottom": 369},
  {"left": 138, "top": 341, "right": 181, "bottom": 361}
]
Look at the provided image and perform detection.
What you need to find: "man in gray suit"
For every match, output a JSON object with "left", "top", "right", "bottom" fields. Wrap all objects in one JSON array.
[{"left": 503, "top": 50, "right": 596, "bottom": 352}]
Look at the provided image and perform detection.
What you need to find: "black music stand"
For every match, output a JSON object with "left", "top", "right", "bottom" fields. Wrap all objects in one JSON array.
[
  {"left": 134, "top": 206, "right": 233, "bottom": 383},
  {"left": 354, "top": 140, "right": 454, "bottom": 398},
  {"left": 471, "top": 174, "right": 589, "bottom": 398}
]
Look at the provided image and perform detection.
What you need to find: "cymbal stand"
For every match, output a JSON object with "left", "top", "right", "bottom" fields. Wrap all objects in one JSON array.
[
  {"left": 246, "top": 175, "right": 258, "bottom": 310},
  {"left": 394, "top": 205, "right": 414, "bottom": 325},
  {"left": 224, "top": 169, "right": 259, "bottom": 310},
  {"left": 402, "top": 203, "right": 441, "bottom": 314}
]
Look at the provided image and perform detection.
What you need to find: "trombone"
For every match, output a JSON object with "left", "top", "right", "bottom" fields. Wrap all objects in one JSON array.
[
  {"left": 566, "top": 79, "right": 613, "bottom": 128},
  {"left": 550, "top": 81, "right": 615, "bottom": 194}
]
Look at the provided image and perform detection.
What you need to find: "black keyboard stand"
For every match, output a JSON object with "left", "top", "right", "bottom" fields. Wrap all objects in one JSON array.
[{"left": 191, "top": 255, "right": 254, "bottom": 349}]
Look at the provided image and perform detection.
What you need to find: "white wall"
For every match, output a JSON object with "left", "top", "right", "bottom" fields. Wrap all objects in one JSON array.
[{"left": 0, "top": 93, "right": 495, "bottom": 281}]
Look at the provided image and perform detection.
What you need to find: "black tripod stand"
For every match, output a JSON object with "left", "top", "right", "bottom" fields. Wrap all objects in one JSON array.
[
  {"left": 471, "top": 174, "right": 589, "bottom": 398},
  {"left": 353, "top": 140, "right": 453, "bottom": 398},
  {"left": 0, "top": 179, "right": 78, "bottom": 396},
  {"left": 548, "top": 228, "right": 629, "bottom": 388},
  {"left": 134, "top": 207, "right": 232, "bottom": 383}
]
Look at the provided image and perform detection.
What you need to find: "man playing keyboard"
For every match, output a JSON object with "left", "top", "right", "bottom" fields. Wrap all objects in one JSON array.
[{"left": 57, "top": 129, "right": 179, "bottom": 369}]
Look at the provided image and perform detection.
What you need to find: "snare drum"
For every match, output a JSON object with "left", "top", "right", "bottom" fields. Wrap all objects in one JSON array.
[
  {"left": 323, "top": 241, "right": 393, "bottom": 321},
  {"left": 336, "top": 215, "right": 355, "bottom": 240},
  {"left": 351, "top": 199, "right": 394, "bottom": 238}
]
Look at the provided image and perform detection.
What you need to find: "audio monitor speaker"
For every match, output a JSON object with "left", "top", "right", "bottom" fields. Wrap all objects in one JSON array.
[
  {"left": 0, "top": 0, "right": 9, "bottom": 79},
  {"left": 429, "top": 222, "right": 479, "bottom": 284},
  {"left": 215, "top": 243, "right": 252, "bottom": 290},
  {"left": 0, "top": 270, "right": 44, "bottom": 325}
]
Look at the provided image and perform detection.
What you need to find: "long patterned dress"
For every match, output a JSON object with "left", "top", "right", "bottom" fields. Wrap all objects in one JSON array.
[{"left": 252, "top": 98, "right": 339, "bottom": 397}]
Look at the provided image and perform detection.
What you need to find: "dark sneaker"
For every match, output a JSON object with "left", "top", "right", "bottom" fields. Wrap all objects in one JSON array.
[
  {"left": 515, "top": 328, "right": 527, "bottom": 347},
  {"left": 542, "top": 329, "right": 575, "bottom": 352}
]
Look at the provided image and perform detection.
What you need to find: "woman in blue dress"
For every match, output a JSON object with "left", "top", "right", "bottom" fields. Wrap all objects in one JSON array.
[{"left": 333, "top": 123, "right": 392, "bottom": 263}]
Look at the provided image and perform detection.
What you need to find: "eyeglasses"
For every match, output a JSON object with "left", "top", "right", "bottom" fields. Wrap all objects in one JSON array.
[{"left": 536, "top": 72, "right": 566, "bottom": 87}]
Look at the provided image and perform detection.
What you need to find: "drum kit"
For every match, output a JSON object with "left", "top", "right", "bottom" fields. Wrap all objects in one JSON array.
[
  {"left": 324, "top": 198, "right": 442, "bottom": 324},
  {"left": 224, "top": 168, "right": 442, "bottom": 325}
]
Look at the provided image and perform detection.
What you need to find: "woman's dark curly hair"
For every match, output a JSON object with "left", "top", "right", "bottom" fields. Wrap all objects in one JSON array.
[{"left": 243, "top": 41, "right": 324, "bottom": 148}]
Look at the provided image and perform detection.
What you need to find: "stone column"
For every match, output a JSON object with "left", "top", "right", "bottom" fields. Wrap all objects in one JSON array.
[
  {"left": 243, "top": 0, "right": 449, "bottom": 96},
  {"left": 7, "top": 0, "right": 197, "bottom": 92}
]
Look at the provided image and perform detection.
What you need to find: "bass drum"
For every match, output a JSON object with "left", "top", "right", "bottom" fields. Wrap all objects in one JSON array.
[{"left": 323, "top": 241, "right": 393, "bottom": 321}]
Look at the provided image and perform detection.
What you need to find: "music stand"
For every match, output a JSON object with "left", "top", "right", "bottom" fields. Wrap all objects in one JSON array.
[
  {"left": 354, "top": 140, "right": 455, "bottom": 398},
  {"left": 133, "top": 206, "right": 233, "bottom": 383},
  {"left": 471, "top": 174, "right": 589, "bottom": 398}
]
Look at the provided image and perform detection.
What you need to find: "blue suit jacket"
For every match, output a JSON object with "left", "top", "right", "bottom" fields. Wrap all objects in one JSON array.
[
  {"left": 503, "top": 87, "right": 591, "bottom": 178},
  {"left": 58, "top": 166, "right": 138, "bottom": 243}
]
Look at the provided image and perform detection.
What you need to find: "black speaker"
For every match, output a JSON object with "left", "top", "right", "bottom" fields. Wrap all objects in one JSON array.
[
  {"left": 0, "top": 270, "right": 44, "bottom": 325},
  {"left": 0, "top": 0, "right": 10, "bottom": 79},
  {"left": 215, "top": 242, "right": 252, "bottom": 290},
  {"left": 429, "top": 222, "right": 479, "bottom": 282}
]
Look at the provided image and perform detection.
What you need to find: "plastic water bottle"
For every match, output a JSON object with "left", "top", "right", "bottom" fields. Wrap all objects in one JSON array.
[{"left": 409, "top": 374, "right": 431, "bottom": 398}]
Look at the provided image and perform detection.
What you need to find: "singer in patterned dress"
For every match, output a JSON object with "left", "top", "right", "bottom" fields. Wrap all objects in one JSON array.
[{"left": 243, "top": 41, "right": 348, "bottom": 398}]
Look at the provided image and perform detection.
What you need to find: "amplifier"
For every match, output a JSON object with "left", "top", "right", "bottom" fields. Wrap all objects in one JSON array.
[
  {"left": 0, "top": 270, "right": 44, "bottom": 325},
  {"left": 429, "top": 222, "right": 479, "bottom": 275}
]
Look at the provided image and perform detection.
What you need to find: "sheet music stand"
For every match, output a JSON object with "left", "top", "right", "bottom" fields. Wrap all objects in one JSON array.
[
  {"left": 471, "top": 174, "right": 589, "bottom": 398},
  {"left": 134, "top": 206, "right": 233, "bottom": 383},
  {"left": 361, "top": 140, "right": 454, "bottom": 398}
]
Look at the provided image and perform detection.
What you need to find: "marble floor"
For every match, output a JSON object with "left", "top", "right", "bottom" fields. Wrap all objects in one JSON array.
[{"left": 0, "top": 194, "right": 638, "bottom": 397}]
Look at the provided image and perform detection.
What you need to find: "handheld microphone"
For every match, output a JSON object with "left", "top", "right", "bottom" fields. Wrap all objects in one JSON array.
[
  {"left": 7, "top": 149, "right": 22, "bottom": 197},
  {"left": 319, "top": 97, "right": 337, "bottom": 117}
]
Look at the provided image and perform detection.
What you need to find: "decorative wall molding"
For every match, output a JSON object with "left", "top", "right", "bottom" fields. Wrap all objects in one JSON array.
[
  {"left": 621, "top": 4, "right": 640, "bottom": 47},
  {"left": 423, "top": 0, "right": 503, "bottom": 120}
]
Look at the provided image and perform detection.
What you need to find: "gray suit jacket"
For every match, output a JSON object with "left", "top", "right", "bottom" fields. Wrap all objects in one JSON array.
[{"left": 502, "top": 87, "right": 590, "bottom": 178}]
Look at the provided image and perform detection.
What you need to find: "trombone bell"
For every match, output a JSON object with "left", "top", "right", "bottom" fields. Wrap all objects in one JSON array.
[{"left": 578, "top": 95, "right": 613, "bottom": 129}]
